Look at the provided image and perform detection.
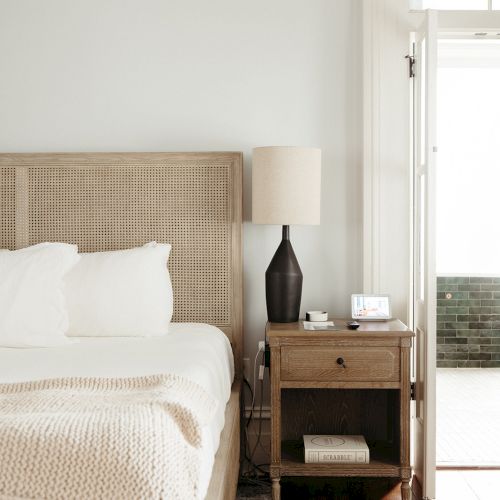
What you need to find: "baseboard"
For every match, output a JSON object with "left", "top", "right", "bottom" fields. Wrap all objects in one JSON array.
[
  {"left": 244, "top": 405, "right": 270, "bottom": 419},
  {"left": 411, "top": 474, "right": 423, "bottom": 500}
]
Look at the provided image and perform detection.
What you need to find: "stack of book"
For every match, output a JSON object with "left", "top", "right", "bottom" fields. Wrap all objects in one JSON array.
[{"left": 303, "top": 435, "right": 370, "bottom": 464}]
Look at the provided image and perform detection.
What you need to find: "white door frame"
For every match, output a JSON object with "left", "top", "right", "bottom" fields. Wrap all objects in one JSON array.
[
  {"left": 412, "top": 11, "right": 438, "bottom": 499},
  {"left": 363, "top": 3, "right": 500, "bottom": 499}
]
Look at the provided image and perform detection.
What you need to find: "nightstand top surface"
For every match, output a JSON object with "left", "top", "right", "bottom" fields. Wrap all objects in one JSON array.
[{"left": 266, "top": 318, "right": 414, "bottom": 338}]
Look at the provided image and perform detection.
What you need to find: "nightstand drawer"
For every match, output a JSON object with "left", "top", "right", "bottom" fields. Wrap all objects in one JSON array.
[{"left": 280, "top": 346, "right": 400, "bottom": 382}]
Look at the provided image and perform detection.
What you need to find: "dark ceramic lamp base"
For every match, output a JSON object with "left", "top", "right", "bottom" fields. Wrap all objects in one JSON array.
[{"left": 265, "top": 225, "right": 303, "bottom": 323}]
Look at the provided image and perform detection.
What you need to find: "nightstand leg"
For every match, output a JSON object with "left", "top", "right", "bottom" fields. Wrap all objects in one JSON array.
[
  {"left": 272, "top": 478, "right": 281, "bottom": 500},
  {"left": 401, "top": 479, "right": 411, "bottom": 500}
]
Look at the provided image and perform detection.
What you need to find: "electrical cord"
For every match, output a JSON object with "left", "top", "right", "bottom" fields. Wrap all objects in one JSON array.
[
  {"left": 249, "top": 376, "right": 266, "bottom": 463},
  {"left": 240, "top": 378, "right": 255, "bottom": 475},
  {"left": 251, "top": 345, "right": 264, "bottom": 410},
  {"left": 243, "top": 377, "right": 254, "bottom": 427},
  {"left": 241, "top": 376, "right": 264, "bottom": 477},
  {"left": 238, "top": 476, "right": 271, "bottom": 489},
  {"left": 240, "top": 345, "right": 269, "bottom": 479},
  {"left": 249, "top": 378, "right": 262, "bottom": 461},
  {"left": 248, "top": 348, "right": 269, "bottom": 470}
]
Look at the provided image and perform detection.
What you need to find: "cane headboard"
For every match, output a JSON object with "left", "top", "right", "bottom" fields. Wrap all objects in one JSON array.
[{"left": 0, "top": 152, "right": 243, "bottom": 376}]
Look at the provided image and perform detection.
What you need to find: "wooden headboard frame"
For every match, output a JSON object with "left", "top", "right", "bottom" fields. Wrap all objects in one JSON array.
[{"left": 0, "top": 152, "right": 243, "bottom": 378}]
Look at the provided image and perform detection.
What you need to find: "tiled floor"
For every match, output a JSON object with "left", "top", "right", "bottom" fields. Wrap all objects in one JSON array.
[
  {"left": 437, "top": 368, "right": 500, "bottom": 466},
  {"left": 436, "top": 470, "right": 500, "bottom": 500}
]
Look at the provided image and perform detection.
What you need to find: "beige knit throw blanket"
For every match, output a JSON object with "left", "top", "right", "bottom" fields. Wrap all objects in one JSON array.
[{"left": 0, "top": 374, "right": 218, "bottom": 500}]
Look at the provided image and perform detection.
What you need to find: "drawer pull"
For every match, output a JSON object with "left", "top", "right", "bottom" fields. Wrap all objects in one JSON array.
[{"left": 336, "top": 357, "right": 346, "bottom": 369}]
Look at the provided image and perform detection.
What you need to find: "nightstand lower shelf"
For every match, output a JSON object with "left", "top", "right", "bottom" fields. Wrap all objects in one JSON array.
[
  {"left": 279, "top": 459, "right": 402, "bottom": 477},
  {"left": 279, "top": 439, "right": 401, "bottom": 477}
]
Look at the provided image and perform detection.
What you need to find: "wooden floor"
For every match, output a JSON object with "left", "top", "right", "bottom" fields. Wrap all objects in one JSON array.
[
  {"left": 237, "top": 480, "right": 416, "bottom": 500},
  {"left": 238, "top": 474, "right": 500, "bottom": 500},
  {"left": 437, "top": 368, "right": 500, "bottom": 467}
]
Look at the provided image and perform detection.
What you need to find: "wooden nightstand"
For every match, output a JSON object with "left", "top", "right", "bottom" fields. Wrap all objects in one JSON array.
[{"left": 267, "top": 319, "right": 415, "bottom": 500}]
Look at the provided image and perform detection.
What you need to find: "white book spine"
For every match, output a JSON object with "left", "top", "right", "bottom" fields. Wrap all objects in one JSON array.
[{"left": 305, "top": 450, "right": 369, "bottom": 464}]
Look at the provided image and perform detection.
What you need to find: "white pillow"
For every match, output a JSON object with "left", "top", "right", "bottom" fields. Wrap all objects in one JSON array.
[
  {"left": 0, "top": 243, "right": 80, "bottom": 348},
  {"left": 65, "top": 242, "right": 173, "bottom": 337}
]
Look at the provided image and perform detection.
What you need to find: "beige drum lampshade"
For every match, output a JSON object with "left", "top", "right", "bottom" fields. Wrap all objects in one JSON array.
[{"left": 252, "top": 146, "right": 321, "bottom": 225}]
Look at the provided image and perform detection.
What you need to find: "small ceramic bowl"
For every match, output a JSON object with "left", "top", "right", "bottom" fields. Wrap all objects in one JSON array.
[{"left": 306, "top": 311, "right": 328, "bottom": 322}]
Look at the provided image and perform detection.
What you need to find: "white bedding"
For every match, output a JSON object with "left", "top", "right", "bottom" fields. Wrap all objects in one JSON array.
[{"left": 0, "top": 323, "right": 235, "bottom": 499}]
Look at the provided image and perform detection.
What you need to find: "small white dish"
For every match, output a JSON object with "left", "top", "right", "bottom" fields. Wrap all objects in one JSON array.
[{"left": 305, "top": 311, "right": 328, "bottom": 322}]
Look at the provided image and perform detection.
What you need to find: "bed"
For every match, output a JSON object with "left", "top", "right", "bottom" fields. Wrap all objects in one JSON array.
[{"left": 0, "top": 152, "right": 243, "bottom": 500}]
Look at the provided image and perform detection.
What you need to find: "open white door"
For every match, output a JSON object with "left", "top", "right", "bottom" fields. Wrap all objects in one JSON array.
[
  {"left": 412, "top": 11, "right": 500, "bottom": 499},
  {"left": 412, "top": 9, "right": 437, "bottom": 500}
]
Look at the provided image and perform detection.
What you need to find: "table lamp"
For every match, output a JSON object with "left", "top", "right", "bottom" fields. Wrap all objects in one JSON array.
[{"left": 252, "top": 146, "right": 321, "bottom": 322}]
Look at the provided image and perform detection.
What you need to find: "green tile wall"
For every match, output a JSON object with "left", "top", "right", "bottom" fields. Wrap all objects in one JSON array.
[{"left": 437, "top": 277, "right": 500, "bottom": 368}]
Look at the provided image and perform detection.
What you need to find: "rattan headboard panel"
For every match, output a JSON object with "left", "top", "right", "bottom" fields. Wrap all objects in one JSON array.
[
  {"left": 0, "top": 153, "right": 243, "bottom": 375},
  {"left": 0, "top": 167, "right": 15, "bottom": 250}
]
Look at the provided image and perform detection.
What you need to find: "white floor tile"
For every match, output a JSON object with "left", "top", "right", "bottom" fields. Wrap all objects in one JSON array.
[{"left": 437, "top": 368, "right": 500, "bottom": 466}]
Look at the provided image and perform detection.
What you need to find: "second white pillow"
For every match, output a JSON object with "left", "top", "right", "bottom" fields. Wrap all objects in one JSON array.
[{"left": 65, "top": 243, "right": 173, "bottom": 337}]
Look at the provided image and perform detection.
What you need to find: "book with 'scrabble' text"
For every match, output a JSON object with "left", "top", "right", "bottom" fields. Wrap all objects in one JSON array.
[{"left": 303, "top": 435, "right": 370, "bottom": 464}]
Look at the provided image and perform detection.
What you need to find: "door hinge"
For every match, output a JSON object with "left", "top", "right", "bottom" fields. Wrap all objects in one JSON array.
[
  {"left": 405, "top": 55, "right": 415, "bottom": 78},
  {"left": 410, "top": 381, "right": 416, "bottom": 400}
]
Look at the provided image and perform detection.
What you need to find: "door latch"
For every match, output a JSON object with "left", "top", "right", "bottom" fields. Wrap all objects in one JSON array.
[{"left": 405, "top": 55, "right": 415, "bottom": 78}]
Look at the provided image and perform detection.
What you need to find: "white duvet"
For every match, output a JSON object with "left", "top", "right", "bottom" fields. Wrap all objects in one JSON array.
[{"left": 0, "top": 323, "right": 235, "bottom": 499}]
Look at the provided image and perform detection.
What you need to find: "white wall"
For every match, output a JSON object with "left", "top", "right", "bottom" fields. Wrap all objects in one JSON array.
[
  {"left": 436, "top": 42, "right": 500, "bottom": 276},
  {"left": 0, "top": 0, "right": 363, "bottom": 395},
  {"left": 363, "top": 0, "right": 420, "bottom": 324}
]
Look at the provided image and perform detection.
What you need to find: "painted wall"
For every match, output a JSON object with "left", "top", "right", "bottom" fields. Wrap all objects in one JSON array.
[
  {"left": 0, "top": 0, "right": 363, "bottom": 394},
  {"left": 362, "top": 0, "right": 419, "bottom": 325}
]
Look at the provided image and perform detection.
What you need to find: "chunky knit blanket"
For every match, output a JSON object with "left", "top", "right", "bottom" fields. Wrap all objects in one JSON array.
[{"left": 0, "top": 374, "right": 217, "bottom": 500}]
